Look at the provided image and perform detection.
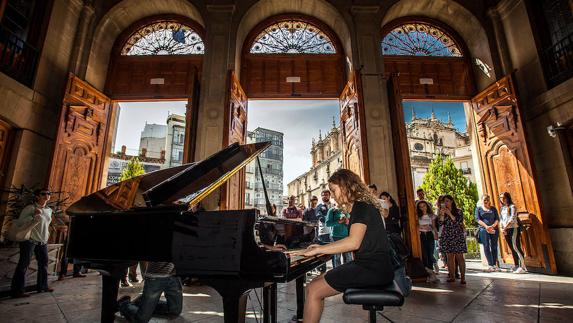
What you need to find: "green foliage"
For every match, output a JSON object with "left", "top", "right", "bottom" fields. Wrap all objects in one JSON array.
[
  {"left": 119, "top": 157, "right": 145, "bottom": 181},
  {"left": 419, "top": 155, "right": 479, "bottom": 228}
]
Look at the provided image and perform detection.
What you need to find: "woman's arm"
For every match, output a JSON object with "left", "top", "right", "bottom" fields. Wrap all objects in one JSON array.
[
  {"left": 475, "top": 207, "right": 487, "bottom": 229},
  {"left": 302, "top": 223, "right": 367, "bottom": 256},
  {"left": 507, "top": 205, "right": 518, "bottom": 226}
]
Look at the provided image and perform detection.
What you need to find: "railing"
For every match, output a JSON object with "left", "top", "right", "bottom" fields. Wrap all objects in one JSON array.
[
  {"left": 542, "top": 32, "right": 573, "bottom": 88},
  {"left": 0, "top": 25, "right": 39, "bottom": 87}
]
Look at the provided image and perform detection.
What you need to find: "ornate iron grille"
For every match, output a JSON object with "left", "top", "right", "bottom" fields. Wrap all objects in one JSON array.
[
  {"left": 0, "top": 24, "right": 39, "bottom": 87},
  {"left": 382, "top": 23, "right": 462, "bottom": 57},
  {"left": 121, "top": 21, "right": 204, "bottom": 56},
  {"left": 250, "top": 20, "right": 336, "bottom": 54}
]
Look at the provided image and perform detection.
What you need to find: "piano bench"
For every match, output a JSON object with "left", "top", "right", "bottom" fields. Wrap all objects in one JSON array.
[{"left": 342, "top": 282, "right": 404, "bottom": 323}]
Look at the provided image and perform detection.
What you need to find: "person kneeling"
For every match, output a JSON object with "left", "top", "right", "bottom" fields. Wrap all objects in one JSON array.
[
  {"left": 299, "top": 169, "right": 394, "bottom": 323},
  {"left": 118, "top": 262, "right": 182, "bottom": 323}
]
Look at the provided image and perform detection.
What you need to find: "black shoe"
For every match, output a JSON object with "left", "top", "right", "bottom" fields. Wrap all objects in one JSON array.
[
  {"left": 37, "top": 288, "right": 54, "bottom": 293},
  {"left": 120, "top": 279, "right": 132, "bottom": 287},
  {"left": 128, "top": 277, "right": 140, "bottom": 283},
  {"left": 72, "top": 273, "right": 87, "bottom": 278}
]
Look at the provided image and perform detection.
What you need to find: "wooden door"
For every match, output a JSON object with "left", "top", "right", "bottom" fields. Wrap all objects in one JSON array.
[
  {"left": 220, "top": 71, "right": 248, "bottom": 210},
  {"left": 183, "top": 69, "right": 200, "bottom": 163},
  {"left": 387, "top": 74, "right": 422, "bottom": 264},
  {"left": 339, "top": 71, "right": 369, "bottom": 183},
  {"left": 471, "top": 74, "right": 557, "bottom": 273},
  {"left": 48, "top": 74, "right": 112, "bottom": 207},
  {"left": 0, "top": 118, "right": 12, "bottom": 189}
]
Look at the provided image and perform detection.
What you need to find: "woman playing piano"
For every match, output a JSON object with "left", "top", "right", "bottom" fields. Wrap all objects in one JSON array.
[{"left": 298, "top": 169, "right": 394, "bottom": 323}]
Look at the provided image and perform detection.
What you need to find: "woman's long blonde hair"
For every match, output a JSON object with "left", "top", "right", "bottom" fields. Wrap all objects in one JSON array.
[{"left": 328, "top": 169, "right": 382, "bottom": 213}]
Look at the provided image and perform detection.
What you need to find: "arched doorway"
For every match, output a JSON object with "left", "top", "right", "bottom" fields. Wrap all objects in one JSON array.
[
  {"left": 221, "top": 13, "right": 368, "bottom": 211},
  {"left": 383, "top": 16, "right": 557, "bottom": 274},
  {"left": 47, "top": 14, "right": 205, "bottom": 221}
]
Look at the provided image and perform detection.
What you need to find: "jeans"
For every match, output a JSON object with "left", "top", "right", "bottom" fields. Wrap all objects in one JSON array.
[
  {"left": 317, "top": 234, "right": 333, "bottom": 272},
  {"left": 479, "top": 228, "right": 499, "bottom": 267},
  {"left": 11, "top": 240, "right": 49, "bottom": 294},
  {"left": 420, "top": 231, "right": 435, "bottom": 270},
  {"left": 332, "top": 236, "right": 353, "bottom": 268},
  {"left": 119, "top": 276, "right": 183, "bottom": 323},
  {"left": 504, "top": 227, "right": 525, "bottom": 269}
]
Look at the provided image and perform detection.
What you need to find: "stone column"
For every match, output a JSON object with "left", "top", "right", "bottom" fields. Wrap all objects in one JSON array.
[
  {"left": 68, "top": 0, "right": 96, "bottom": 78},
  {"left": 194, "top": 5, "right": 236, "bottom": 209},
  {"left": 487, "top": 7, "right": 513, "bottom": 76},
  {"left": 350, "top": 5, "right": 398, "bottom": 195}
]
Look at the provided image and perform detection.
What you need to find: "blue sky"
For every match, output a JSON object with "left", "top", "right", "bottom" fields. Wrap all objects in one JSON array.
[
  {"left": 114, "top": 101, "right": 187, "bottom": 155},
  {"left": 248, "top": 100, "right": 340, "bottom": 191},
  {"left": 114, "top": 100, "right": 340, "bottom": 192},
  {"left": 402, "top": 101, "right": 467, "bottom": 132}
]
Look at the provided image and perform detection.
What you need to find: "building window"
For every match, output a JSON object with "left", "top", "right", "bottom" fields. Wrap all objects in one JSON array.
[
  {"left": 121, "top": 20, "right": 205, "bottom": 56},
  {"left": 381, "top": 22, "right": 463, "bottom": 57},
  {"left": 250, "top": 19, "right": 336, "bottom": 54}
]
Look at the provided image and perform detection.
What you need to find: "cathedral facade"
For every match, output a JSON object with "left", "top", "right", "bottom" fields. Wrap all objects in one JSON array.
[{"left": 0, "top": 0, "right": 571, "bottom": 275}]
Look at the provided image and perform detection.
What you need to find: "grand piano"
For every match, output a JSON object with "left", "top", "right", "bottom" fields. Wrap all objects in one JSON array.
[{"left": 66, "top": 142, "right": 330, "bottom": 323}]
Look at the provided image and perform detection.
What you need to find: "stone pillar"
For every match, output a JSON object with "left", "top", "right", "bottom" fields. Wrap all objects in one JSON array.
[
  {"left": 350, "top": 5, "right": 398, "bottom": 195},
  {"left": 487, "top": 7, "right": 513, "bottom": 76},
  {"left": 68, "top": 0, "right": 95, "bottom": 78},
  {"left": 194, "top": 5, "right": 236, "bottom": 209}
]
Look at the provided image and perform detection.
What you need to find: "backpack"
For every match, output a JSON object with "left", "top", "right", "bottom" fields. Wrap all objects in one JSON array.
[{"left": 386, "top": 233, "right": 412, "bottom": 297}]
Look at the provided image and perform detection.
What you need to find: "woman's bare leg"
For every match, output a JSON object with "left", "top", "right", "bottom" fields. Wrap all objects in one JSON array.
[
  {"left": 446, "top": 253, "right": 455, "bottom": 281},
  {"left": 455, "top": 253, "right": 466, "bottom": 283},
  {"left": 303, "top": 275, "right": 340, "bottom": 323}
]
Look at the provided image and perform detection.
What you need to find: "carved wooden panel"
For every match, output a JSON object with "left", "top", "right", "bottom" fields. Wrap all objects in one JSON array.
[
  {"left": 242, "top": 55, "right": 344, "bottom": 98},
  {"left": 339, "top": 71, "right": 369, "bottom": 183},
  {"left": 184, "top": 70, "right": 200, "bottom": 163},
  {"left": 0, "top": 119, "right": 12, "bottom": 189},
  {"left": 106, "top": 56, "right": 202, "bottom": 100},
  {"left": 471, "top": 74, "right": 556, "bottom": 273},
  {"left": 387, "top": 75, "right": 421, "bottom": 260},
  {"left": 384, "top": 56, "right": 474, "bottom": 100},
  {"left": 220, "top": 71, "right": 248, "bottom": 210},
  {"left": 48, "top": 75, "right": 111, "bottom": 206}
]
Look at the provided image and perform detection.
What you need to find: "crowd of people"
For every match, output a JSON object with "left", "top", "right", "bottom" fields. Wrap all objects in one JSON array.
[{"left": 7, "top": 172, "right": 529, "bottom": 323}]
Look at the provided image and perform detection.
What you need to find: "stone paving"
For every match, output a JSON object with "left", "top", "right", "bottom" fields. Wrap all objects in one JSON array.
[{"left": 0, "top": 261, "right": 572, "bottom": 322}]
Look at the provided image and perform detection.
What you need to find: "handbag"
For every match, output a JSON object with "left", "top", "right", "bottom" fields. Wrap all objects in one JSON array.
[{"left": 6, "top": 218, "right": 40, "bottom": 242}]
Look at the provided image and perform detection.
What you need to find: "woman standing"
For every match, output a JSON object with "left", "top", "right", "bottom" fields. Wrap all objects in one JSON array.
[
  {"left": 499, "top": 192, "right": 527, "bottom": 274},
  {"left": 379, "top": 191, "right": 401, "bottom": 234},
  {"left": 416, "top": 200, "right": 438, "bottom": 282},
  {"left": 10, "top": 189, "right": 54, "bottom": 298},
  {"left": 475, "top": 195, "right": 500, "bottom": 272},
  {"left": 298, "top": 169, "right": 394, "bottom": 323},
  {"left": 439, "top": 195, "right": 467, "bottom": 284}
]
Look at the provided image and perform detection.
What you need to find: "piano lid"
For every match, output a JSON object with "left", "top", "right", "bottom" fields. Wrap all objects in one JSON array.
[{"left": 67, "top": 142, "right": 271, "bottom": 214}]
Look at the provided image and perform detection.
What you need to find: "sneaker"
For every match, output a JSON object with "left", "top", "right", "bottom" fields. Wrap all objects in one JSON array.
[
  {"left": 486, "top": 266, "right": 495, "bottom": 272},
  {"left": 513, "top": 267, "right": 526, "bottom": 274}
]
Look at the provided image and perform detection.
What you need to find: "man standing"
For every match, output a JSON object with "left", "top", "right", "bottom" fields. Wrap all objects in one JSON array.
[
  {"left": 416, "top": 188, "right": 426, "bottom": 202},
  {"left": 315, "top": 190, "right": 333, "bottom": 273},
  {"left": 282, "top": 195, "right": 302, "bottom": 220},
  {"left": 303, "top": 196, "right": 319, "bottom": 241}
]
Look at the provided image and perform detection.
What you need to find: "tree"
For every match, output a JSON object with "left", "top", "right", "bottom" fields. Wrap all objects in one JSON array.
[
  {"left": 119, "top": 157, "right": 145, "bottom": 181},
  {"left": 419, "top": 155, "right": 479, "bottom": 227}
]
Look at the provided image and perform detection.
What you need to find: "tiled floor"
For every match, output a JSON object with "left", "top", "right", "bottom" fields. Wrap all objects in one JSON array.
[{"left": 1, "top": 261, "right": 572, "bottom": 322}]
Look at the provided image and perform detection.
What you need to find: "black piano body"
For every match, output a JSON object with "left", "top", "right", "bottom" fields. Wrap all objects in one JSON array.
[{"left": 66, "top": 142, "right": 330, "bottom": 323}]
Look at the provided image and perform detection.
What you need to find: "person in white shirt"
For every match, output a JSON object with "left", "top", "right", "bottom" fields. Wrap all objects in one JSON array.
[
  {"left": 416, "top": 200, "right": 438, "bottom": 282},
  {"left": 10, "top": 189, "right": 54, "bottom": 298},
  {"left": 499, "top": 192, "right": 527, "bottom": 274}
]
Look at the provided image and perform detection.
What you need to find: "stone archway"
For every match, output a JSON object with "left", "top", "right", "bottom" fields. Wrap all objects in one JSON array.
[
  {"left": 234, "top": 0, "right": 354, "bottom": 75},
  {"left": 382, "top": 0, "right": 497, "bottom": 90},
  {"left": 85, "top": 0, "right": 205, "bottom": 90}
]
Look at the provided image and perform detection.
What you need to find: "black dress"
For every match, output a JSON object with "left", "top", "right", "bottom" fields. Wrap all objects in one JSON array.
[{"left": 324, "top": 201, "right": 394, "bottom": 292}]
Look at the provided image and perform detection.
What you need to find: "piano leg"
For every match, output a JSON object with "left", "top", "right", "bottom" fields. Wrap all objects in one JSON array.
[
  {"left": 296, "top": 276, "right": 305, "bottom": 321},
  {"left": 221, "top": 292, "right": 248, "bottom": 323},
  {"left": 100, "top": 274, "right": 120, "bottom": 323},
  {"left": 263, "top": 283, "right": 277, "bottom": 323}
]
